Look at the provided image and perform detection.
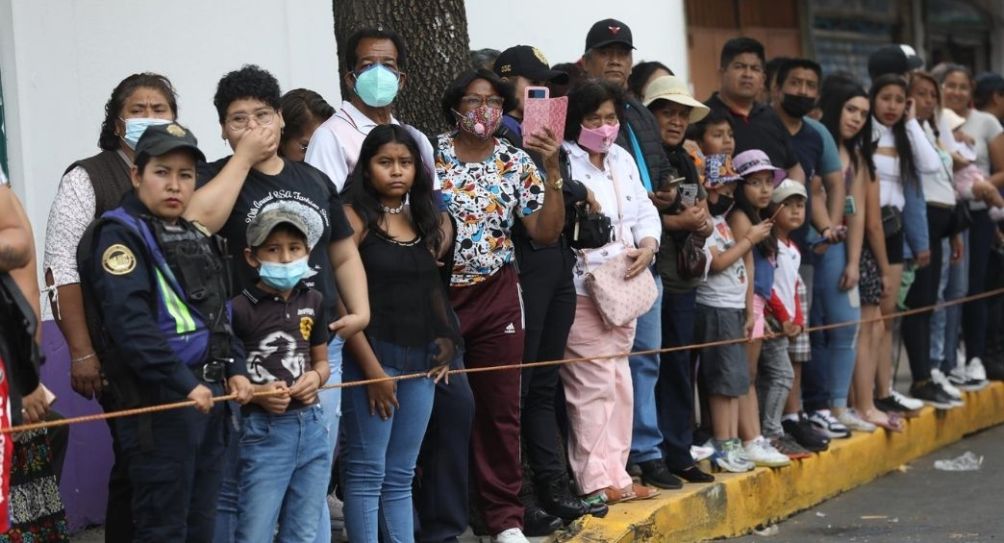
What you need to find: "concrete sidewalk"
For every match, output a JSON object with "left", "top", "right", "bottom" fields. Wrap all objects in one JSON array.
[{"left": 558, "top": 382, "right": 1004, "bottom": 543}]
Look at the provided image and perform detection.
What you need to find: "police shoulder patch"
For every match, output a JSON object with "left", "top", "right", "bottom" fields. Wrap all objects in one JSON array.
[{"left": 102, "top": 244, "right": 136, "bottom": 275}]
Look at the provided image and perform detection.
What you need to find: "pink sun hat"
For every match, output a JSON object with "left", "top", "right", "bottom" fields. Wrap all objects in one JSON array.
[{"left": 733, "top": 149, "right": 786, "bottom": 186}]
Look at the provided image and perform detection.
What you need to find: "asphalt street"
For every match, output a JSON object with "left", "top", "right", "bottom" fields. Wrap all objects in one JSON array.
[{"left": 731, "top": 423, "right": 1004, "bottom": 543}]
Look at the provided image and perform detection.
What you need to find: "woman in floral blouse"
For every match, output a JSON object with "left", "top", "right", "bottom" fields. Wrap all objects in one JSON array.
[{"left": 434, "top": 68, "right": 564, "bottom": 543}]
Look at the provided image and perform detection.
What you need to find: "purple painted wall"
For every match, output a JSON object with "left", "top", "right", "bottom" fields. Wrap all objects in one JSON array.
[{"left": 40, "top": 320, "right": 111, "bottom": 532}]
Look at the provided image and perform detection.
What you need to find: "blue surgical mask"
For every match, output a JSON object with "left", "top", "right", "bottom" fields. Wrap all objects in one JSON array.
[
  {"left": 353, "top": 64, "right": 400, "bottom": 108},
  {"left": 258, "top": 257, "right": 311, "bottom": 291},
  {"left": 121, "top": 117, "right": 171, "bottom": 149}
]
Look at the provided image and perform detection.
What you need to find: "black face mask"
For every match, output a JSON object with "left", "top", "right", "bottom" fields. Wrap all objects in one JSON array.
[
  {"left": 708, "top": 194, "right": 735, "bottom": 217},
  {"left": 781, "top": 93, "right": 817, "bottom": 118}
]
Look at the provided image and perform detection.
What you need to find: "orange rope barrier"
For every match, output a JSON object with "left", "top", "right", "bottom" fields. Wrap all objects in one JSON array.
[{"left": 5, "top": 285, "right": 1004, "bottom": 434}]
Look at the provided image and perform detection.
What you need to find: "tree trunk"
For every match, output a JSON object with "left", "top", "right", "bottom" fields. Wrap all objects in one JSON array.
[{"left": 333, "top": 0, "right": 471, "bottom": 136}]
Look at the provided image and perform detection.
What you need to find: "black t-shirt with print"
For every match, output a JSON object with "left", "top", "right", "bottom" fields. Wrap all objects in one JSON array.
[
  {"left": 231, "top": 284, "right": 329, "bottom": 412},
  {"left": 197, "top": 157, "right": 354, "bottom": 325}
]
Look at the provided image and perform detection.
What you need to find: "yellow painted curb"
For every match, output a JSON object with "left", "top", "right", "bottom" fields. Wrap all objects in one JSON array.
[{"left": 558, "top": 382, "right": 1004, "bottom": 543}]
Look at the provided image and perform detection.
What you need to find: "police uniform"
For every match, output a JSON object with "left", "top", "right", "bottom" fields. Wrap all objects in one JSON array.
[{"left": 79, "top": 124, "right": 246, "bottom": 542}]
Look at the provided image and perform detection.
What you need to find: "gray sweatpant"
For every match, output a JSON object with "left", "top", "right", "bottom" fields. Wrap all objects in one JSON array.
[{"left": 757, "top": 336, "right": 795, "bottom": 438}]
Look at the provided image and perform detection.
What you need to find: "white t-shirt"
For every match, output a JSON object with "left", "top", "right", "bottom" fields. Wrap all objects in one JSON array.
[
  {"left": 773, "top": 238, "right": 802, "bottom": 319},
  {"left": 955, "top": 108, "right": 1004, "bottom": 210},
  {"left": 918, "top": 121, "right": 956, "bottom": 206},
  {"left": 696, "top": 215, "right": 748, "bottom": 309}
]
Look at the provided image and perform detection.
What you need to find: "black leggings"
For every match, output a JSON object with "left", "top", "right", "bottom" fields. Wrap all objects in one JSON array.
[{"left": 902, "top": 205, "right": 953, "bottom": 382}]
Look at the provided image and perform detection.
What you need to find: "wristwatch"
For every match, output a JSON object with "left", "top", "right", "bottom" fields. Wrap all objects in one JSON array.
[{"left": 549, "top": 177, "right": 564, "bottom": 191}]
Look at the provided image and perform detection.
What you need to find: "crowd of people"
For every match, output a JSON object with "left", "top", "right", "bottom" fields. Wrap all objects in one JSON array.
[{"left": 0, "top": 15, "right": 1003, "bottom": 543}]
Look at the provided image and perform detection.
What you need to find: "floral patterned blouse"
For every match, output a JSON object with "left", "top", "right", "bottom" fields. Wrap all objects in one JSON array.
[{"left": 436, "top": 133, "right": 545, "bottom": 287}]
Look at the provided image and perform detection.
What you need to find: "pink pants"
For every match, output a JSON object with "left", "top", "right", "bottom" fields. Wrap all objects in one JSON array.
[{"left": 560, "top": 295, "right": 636, "bottom": 495}]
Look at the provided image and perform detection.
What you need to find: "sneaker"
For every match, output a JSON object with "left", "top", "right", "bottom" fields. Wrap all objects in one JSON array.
[
  {"left": 989, "top": 206, "right": 1004, "bottom": 222},
  {"left": 690, "top": 444, "right": 716, "bottom": 462},
  {"left": 744, "top": 436, "right": 791, "bottom": 467},
  {"left": 909, "top": 380, "right": 959, "bottom": 410},
  {"left": 967, "top": 357, "right": 988, "bottom": 381},
  {"left": 714, "top": 439, "right": 754, "bottom": 473},
  {"left": 494, "top": 528, "right": 530, "bottom": 543},
  {"left": 782, "top": 415, "right": 830, "bottom": 452},
  {"left": 931, "top": 369, "right": 964, "bottom": 400},
  {"left": 771, "top": 434, "right": 813, "bottom": 460},
  {"left": 522, "top": 506, "right": 563, "bottom": 537},
  {"left": 947, "top": 366, "right": 989, "bottom": 392},
  {"left": 836, "top": 409, "right": 877, "bottom": 433},
  {"left": 671, "top": 465, "right": 715, "bottom": 483},
  {"left": 636, "top": 459, "right": 683, "bottom": 489},
  {"left": 887, "top": 389, "right": 923, "bottom": 411},
  {"left": 807, "top": 410, "right": 851, "bottom": 439}
]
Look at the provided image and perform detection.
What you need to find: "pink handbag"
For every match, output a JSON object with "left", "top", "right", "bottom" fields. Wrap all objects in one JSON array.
[{"left": 581, "top": 167, "right": 658, "bottom": 328}]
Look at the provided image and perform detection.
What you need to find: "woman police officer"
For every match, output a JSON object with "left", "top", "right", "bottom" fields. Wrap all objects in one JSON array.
[{"left": 80, "top": 122, "right": 254, "bottom": 542}]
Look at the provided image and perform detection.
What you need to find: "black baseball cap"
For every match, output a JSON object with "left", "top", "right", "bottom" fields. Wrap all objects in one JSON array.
[
  {"left": 494, "top": 45, "right": 569, "bottom": 84},
  {"left": 585, "top": 18, "right": 635, "bottom": 52},
  {"left": 135, "top": 123, "right": 206, "bottom": 163},
  {"left": 867, "top": 44, "right": 924, "bottom": 79},
  {"left": 975, "top": 72, "right": 1004, "bottom": 97}
]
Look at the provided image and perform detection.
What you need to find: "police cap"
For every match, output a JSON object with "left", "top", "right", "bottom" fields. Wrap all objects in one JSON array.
[{"left": 135, "top": 123, "right": 207, "bottom": 164}]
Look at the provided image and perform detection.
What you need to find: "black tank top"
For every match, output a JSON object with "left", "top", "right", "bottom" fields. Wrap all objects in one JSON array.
[{"left": 359, "top": 230, "right": 458, "bottom": 368}]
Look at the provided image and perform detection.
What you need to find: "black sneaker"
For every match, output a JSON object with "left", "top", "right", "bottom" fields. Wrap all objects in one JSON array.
[
  {"left": 522, "top": 505, "right": 563, "bottom": 537},
  {"left": 538, "top": 478, "right": 589, "bottom": 521},
  {"left": 909, "top": 380, "right": 959, "bottom": 410},
  {"left": 636, "top": 459, "right": 683, "bottom": 489},
  {"left": 875, "top": 393, "right": 922, "bottom": 415},
  {"left": 670, "top": 464, "right": 715, "bottom": 483},
  {"left": 782, "top": 415, "right": 830, "bottom": 452}
]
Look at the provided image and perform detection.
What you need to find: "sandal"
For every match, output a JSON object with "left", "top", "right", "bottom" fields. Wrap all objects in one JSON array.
[
  {"left": 602, "top": 486, "right": 633, "bottom": 504},
  {"left": 628, "top": 483, "right": 660, "bottom": 500},
  {"left": 862, "top": 409, "right": 905, "bottom": 433}
]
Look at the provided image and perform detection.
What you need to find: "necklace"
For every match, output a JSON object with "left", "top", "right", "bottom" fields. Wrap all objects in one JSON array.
[{"left": 381, "top": 202, "right": 405, "bottom": 214}]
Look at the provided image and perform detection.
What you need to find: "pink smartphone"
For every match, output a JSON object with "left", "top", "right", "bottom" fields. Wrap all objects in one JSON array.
[{"left": 522, "top": 87, "right": 567, "bottom": 140}]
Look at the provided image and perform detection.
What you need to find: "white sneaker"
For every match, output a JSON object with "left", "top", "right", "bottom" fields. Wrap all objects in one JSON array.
[
  {"left": 890, "top": 390, "right": 924, "bottom": 411},
  {"left": 328, "top": 493, "right": 344, "bottom": 523},
  {"left": 931, "top": 369, "right": 963, "bottom": 400},
  {"left": 743, "top": 436, "right": 791, "bottom": 467},
  {"left": 989, "top": 206, "right": 1004, "bottom": 222},
  {"left": 836, "top": 410, "right": 876, "bottom": 433},
  {"left": 691, "top": 444, "right": 716, "bottom": 462},
  {"left": 948, "top": 366, "right": 989, "bottom": 392},
  {"left": 714, "top": 439, "right": 754, "bottom": 473},
  {"left": 967, "top": 357, "right": 988, "bottom": 381},
  {"left": 494, "top": 528, "right": 530, "bottom": 543}
]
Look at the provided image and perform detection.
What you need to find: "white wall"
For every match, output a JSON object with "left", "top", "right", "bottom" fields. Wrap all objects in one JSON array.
[
  {"left": 466, "top": 0, "right": 689, "bottom": 84},
  {"left": 0, "top": 0, "right": 342, "bottom": 267}
]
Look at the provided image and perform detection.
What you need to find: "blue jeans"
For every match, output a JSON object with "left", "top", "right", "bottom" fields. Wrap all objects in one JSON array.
[
  {"left": 809, "top": 243, "right": 860, "bottom": 409},
  {"left": 629, "top": 272, "right": 664, "bottom": 465},
  {"left": 236, "top": 405, "right": 333, "bottom": 543},
  {"left": 313, "top": 335, "right": 346, "bottom": 543},
  {"left": 342, "top": 342, "right": 436, "bottom": 543},
  {"left": 213, "top": 404, "right": 242, "bottom": 543},
  {"left": 932, "top": 235, "right": 968, "bottom": 371}
]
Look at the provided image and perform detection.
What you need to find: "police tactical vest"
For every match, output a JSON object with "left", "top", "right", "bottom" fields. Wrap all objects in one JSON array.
[{"left": 97, "top": 208, "right": 232, "bottom": 368}]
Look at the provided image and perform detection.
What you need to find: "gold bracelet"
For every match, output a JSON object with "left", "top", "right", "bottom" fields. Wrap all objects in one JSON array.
[{"left": 72, "top": 353, "right": 96, "bottom": 363}]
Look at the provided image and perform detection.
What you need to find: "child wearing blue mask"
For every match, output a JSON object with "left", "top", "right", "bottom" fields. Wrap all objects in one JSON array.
[{"left": 230, "top": 207, "right": 333, "bottom": 542}]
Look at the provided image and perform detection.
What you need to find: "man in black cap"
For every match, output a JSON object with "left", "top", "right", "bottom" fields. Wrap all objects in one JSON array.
[
  {"left": 580, "top": 17, "right": 686, "bottom": 492},
  {"left": 494, "top": 45, "right": 569, "bottom": 140},
  {"left": 867, "top": 44, "right": 924, "bottom": 80}
]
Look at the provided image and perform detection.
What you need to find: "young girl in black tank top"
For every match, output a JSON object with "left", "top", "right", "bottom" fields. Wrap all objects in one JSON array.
[{"left": 339, "top": 124, "right": 460, "bottom": 542}]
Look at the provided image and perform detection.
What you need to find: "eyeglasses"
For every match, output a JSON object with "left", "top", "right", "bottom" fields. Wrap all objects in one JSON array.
[
  {"left": 460, "top": 95, "right": 505, "bottom": 109},
  {"left": 226, "top": 109, "right": 276, "bottom": 130}
]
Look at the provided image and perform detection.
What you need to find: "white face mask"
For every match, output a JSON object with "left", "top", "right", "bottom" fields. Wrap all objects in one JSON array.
[{"left": 121, "top": 117, "right": 171, "bottom": 149}]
